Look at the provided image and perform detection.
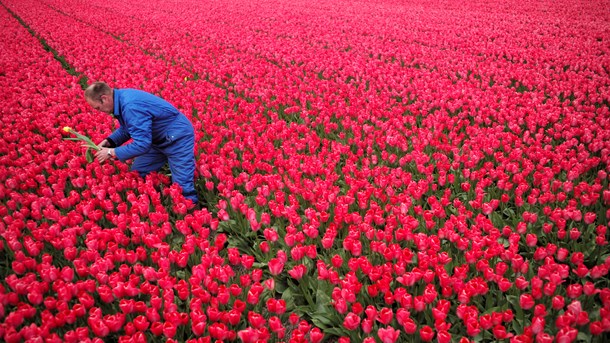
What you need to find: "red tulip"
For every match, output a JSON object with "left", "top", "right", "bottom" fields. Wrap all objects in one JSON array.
[
  {"left": 247, "top": 311, "right": 266, "bottom": 329},
  {"left": 503, "top": 309, "right": 514, "bottom": 322},
  {"left": 423, "top": 284, "right": 438, "bottom": 303},
  {"left": 343, "top": 312, "right": 361, "bottom": 330},
  {"left": 555, "top": 326, "right": 578, "bottom": 343},
  {"left": 208, "top": 323, "right": 234, "bottom": 340},
  {"left": 361, "top": 318, "right": 373, "bottom": 334},
  {"left": 310, "top": 327, "right": 324, "bottom": 343},
  {"left": 104, "top": 314, "right": 126, "bottom": 333},
  {"left": 237, "top": 328, "right": 260, "bottom": 343},
  {"left": 259, "top": 241, "right": 270, "bottom": 253},
  {"left": 351, "top": 302, "right": 363, "bottom": 315},
  {"left": 90, "top": 320, "right": 110, "bottom": 338},
  {"left": 331, "top": 254, "right": 343, "bottom": 268},
  {"left": 377, "top": 326, "right": 400, "bottom": 343},
  {"left": 497, "top": 278, "right": 512, "bottom": 292},
  {"left": 589, "top": 321, "right": 604, "bottom": 335},
  {"left": 437, "top": 330, "right": 451, "bottom": 343},
  {"left": 288, "top": 264, "right": 307, "bottom": 280},
  {"left": 519, "top": 293, "right": 536, "bottom": 310},
  {"left": 414, "top": 295, "right": 426, "bottom": 311},
  {"left": 566, "top": 284, "right": 583, "bottom": 298},
  {"left": 268, "top": 316, "right": 284, "bottom": 333},
  {"left": 419, "top": 325, "right": 435, "bottom": 342},
  {"left": 525, "top": 233, "right": 537, "bottom": 247},
  {"left": 268, "top": 258, "right": 284, "bottom": 276},
  {"left": 133, "top": 315, "right": 149, "bottom": 331},
  {"left": 289, "top": 313, "right": 300, "bottom": 325},
  {"left": 364, "top": 305, "right": 377, "bottom": 321},
  {"left": 515, "top": 276, "right": 529, "bottom": 290},
  {"left": 224, "top": 309, "right": 240, "bottom": 325},
  {"left": 533, "top": 333, "right": 553, "bottom": 343},
  {"left": 377, "top": 307, "right": 393, "bottom": 325}
]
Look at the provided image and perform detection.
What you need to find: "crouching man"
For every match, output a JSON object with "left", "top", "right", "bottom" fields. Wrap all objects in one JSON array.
[{"left": 85, "top": 82, "right": 198, "bottom": 204}]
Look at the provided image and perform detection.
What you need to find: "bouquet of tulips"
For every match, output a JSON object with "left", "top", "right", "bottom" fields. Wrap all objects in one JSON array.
[{"left": 63, "top": 126, "right": 101, "bottom": 162}]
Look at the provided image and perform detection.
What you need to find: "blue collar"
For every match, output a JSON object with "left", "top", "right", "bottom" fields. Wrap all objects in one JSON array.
[{"left": 113, "top": 89, "right": 120, "bottom": 117}]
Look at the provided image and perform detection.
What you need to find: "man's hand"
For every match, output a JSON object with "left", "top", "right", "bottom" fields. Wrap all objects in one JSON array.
[
  {"left": 97, "top": 139, "right": 111, "bottom": 148},
  {"left": 95, "top": 148, "right": 115, "bottom": 163}
]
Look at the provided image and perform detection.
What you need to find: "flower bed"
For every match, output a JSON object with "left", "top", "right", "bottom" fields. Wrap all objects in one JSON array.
[{"left": 1, "top": 0, "right": 609, "bottom": 342}]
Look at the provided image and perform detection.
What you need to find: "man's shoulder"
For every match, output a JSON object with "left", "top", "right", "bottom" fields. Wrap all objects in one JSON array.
[
  {"left": 118, "top": 88, "right": 148, "bottom": 99},
  {"left": 117, "top": 89, "right": 152, "bottom": 108},
  {"left": 120, "top": 89, "right": 165, "bottom": 103}
]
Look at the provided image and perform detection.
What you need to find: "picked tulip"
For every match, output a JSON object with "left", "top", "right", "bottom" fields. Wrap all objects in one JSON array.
[{"left": 62, "top": 126, "right": 101, "bottom": 162}]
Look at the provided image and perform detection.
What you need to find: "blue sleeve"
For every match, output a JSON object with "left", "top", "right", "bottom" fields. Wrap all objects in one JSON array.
[
  {"left": 107, "top": 127, "right": 130, "bottom": 147},
  {"left": 114, "top": 106, "right": 153, "bottom": 161}
]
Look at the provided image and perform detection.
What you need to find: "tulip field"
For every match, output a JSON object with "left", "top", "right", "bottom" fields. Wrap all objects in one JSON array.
[{"left": 2, "top": 0, "right": 610, "bottom": 342}]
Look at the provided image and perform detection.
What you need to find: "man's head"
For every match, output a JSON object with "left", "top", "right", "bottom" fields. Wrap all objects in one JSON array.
[{"left": 84, "top": 82, "right": 114, "bottom": 114}]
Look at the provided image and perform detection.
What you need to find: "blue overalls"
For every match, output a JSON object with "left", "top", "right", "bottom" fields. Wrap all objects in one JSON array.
[{"left": 107, "top": 89, "right": 198, "bottom": 204}]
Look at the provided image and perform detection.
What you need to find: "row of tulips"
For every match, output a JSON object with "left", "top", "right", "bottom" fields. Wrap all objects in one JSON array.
[{"left": 1, "top": 0, "right": 610, "bottom": 342}]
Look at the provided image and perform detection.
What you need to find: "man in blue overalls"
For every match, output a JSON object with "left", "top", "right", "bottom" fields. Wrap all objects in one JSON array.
[{"left": 84, "top": 82, "right": 198, "bottom": 204}]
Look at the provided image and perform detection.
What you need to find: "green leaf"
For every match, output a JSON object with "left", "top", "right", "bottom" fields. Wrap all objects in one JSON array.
[
  {"left": 275, "top": 279, "right": 288, "bottom": 293},
  {"left": 310, "top": 313, "right": 334, "bottom": 327},
  {"left": 299, "top": 279, "right": 315, "bottom": 307},
  {"left": 282, "top": 287, "right": 295, "bottom": 307},
  {"left": 489, "top": 212, "right": 503, "bottom": 227},
  {"left": 502, "top": 207, "right": 516, "bottom": 217},
  {"left": 482, "top": 306, "right": 503, "bottom": 315},
  {"left": 506, "top": 295, "right": 524, "bottom": 332},
  {"left": 218, "top": 219, "right": 237, "bottom": 232},
  {"left": 577, "top": 332, "right": 591, "bottom": 343},
  {"left": 473, "top": 334, "right": 484, "bottom": 342},
  {"left": 86, "top": 149, "right": 94, "bottom": 163},
  {"left": 315, "top": 281, "right": 332, "bottom": 315},
  {"left": 497, "top": 237, "right": 510, "bottom": 248},
  {"left": 320, "top": 327, "right": 345, "bottom": 337},
  {"left": 598, "top": 252, "right": 610, "bottom": 265}
]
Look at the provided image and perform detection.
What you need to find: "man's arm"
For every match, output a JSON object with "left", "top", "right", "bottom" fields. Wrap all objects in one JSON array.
[
  {"left": 113, "top": 107, "right": 153, "bottom": 161},
  {"left": 106, "top": 127, "right": 131, "bottom": 148},
  {"left": 97, "top": 139, "right": 111, "bottom": 148}
]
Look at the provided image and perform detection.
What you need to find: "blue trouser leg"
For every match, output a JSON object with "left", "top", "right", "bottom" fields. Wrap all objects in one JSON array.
[
  {"left": 164, "top": 135, "right": 198, "bottom": 204},
  {"left": 131, "top": 138, "right": 198, "bottom": 204},
  {"left": 131, "top": 148, "right": 167, "bottom": 177}
]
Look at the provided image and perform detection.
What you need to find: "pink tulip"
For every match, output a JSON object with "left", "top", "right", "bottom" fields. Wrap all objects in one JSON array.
[
  {"left": 378, "top": 326, "right": 400, "bottom": 343},
  {"left": 268, "top": 258, "right": 284, "bottom": 276},
  {"left": 419, "top": 325, "right": 435, "bottom": 342},
  {"left": 342, "top": 312, "right": 361, "bottom": 330},
  {"left": 288, "top": 264, "right": 307, "bottom": 280}
]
